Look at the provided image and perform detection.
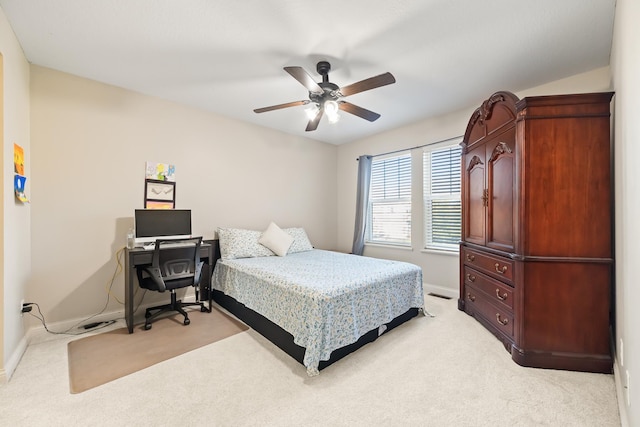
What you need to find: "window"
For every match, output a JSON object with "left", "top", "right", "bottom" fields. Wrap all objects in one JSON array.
[
  {"left": 367, "top": 153, "right": 412, "bottom": 246},
  {"left": 423, "top": 142, "right": 462, "bottom": 252}
]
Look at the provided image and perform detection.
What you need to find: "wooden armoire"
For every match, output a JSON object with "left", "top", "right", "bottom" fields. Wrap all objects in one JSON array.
[{"left": 458, "top": 91, "right": 614, "bottom": 373}]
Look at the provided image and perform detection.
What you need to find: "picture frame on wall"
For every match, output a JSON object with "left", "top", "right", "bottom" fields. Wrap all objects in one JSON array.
[{"left": 144, "top": 179, "right": 175, "bottom": 209}]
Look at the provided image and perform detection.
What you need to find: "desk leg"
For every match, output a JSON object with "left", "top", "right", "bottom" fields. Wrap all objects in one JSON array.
[
  {"left": 125, "top": 249, "right": 134, "bottom": 333},
  {"left": 208, "top": 249, "right": 214, "bottom": 312},
  {"left": 199, "top": 263, "right": 212, "bottom": 313},
  {"left": 208, "top": 269, "right": 213, "bottom": 312}
]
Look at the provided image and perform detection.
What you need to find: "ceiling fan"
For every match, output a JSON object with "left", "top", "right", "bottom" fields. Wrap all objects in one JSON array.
[{"left": 254, "top": 61, "right": 396, "bottom": 131}]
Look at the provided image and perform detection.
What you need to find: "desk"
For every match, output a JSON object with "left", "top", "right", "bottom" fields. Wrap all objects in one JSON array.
[{"left": 124, "top": 242, "right": 214, "bottom": 333}]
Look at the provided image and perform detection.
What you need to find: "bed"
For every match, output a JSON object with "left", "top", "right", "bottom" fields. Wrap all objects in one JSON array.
[{"left": 210, "top": 225, "right": 425, "bottom": 376}]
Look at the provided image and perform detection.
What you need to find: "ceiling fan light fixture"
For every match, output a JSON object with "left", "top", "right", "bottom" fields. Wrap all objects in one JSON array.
[
  {"left": 305, "top": 104, "right": 319, "bottom": 120},
  {"left": 324, "top": 100, "right": 340, "bottom": 123},
  {"left": 254, "top": 61, "right": 395, "bottom": 131}
]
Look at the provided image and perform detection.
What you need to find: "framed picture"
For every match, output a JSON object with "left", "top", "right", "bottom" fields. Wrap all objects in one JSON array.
[{"left": 144, "top": 179, "right": 175, "bottom": 209}]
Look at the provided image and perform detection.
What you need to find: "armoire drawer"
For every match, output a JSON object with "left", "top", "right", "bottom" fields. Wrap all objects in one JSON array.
[
  {"left": 463, "top": 266, "right": 514, "bottom": 310},
  {"left": 464, "top": 285, "right": 514, "bottom": 339},
  {"left": 462, "top": 247, "right": 514, "bottom": 283}
]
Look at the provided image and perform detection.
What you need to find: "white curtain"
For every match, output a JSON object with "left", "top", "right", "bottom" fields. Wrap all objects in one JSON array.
[{"left": 352, "top": 155, "right": 372, "bottom": 255}]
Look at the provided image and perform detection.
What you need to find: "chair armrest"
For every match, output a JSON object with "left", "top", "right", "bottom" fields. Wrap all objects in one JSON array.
[
  {"left": 194, "top": 261, "right": 204, "bottom": 285},
  {"left": 143, "top": 266, "right": 167, "bottom": 292}
]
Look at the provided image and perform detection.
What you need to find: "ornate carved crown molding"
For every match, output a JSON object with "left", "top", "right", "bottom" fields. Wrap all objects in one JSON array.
[
  {"left": 467, "top": 155, "right": 484, "bottom": 171},
  {"left": 469, "top": 93, "right": 507, "bottom": 128},
  {"left": 489, "top": 142, "right": 513, "bottom": 162},
  {"left": 478, "top": 93, "right": 506, "bottom": 125}
]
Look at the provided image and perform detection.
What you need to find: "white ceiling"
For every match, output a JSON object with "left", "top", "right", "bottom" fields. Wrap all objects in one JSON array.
[{"left": 0, "top": 0, "right": 616, "bottom": 145}]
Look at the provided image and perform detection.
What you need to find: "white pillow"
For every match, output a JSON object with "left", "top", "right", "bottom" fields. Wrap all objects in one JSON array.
[{"left": 259, "top": 222, "right": 294, "bottom": 257}]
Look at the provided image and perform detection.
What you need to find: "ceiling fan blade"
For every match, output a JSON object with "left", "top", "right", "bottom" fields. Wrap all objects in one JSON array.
[
  {"left": 284, "top": 66, "right": 324, "bottom": 94},
  {"left": 338, "top": 72, "right": 396, "bottom": 97},
  {"left": 339, "top": 101, "right": 381, "bottom": 122},
  {"left": 305, "top": 108, "right": 324, "bottom": 131},
  {"left": 254, "top": 100, "right": 309, "bottom": 113}
]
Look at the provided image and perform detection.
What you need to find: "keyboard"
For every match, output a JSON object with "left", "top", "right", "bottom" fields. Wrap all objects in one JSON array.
[
  {"left": 142, "top": 241, "right": 196, "bottom": 250},
  {"left": 161, "top": 242, "right": 196, "bottom": 248}
]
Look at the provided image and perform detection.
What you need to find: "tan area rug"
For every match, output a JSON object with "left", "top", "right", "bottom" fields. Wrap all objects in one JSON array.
[{"left": 67, "top": 307, "right": 248, "bottom": 393}]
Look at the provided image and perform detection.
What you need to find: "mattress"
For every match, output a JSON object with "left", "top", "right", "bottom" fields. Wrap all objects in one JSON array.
[{"left": 212, "top": 249, "right": 424, "bottom": 375}]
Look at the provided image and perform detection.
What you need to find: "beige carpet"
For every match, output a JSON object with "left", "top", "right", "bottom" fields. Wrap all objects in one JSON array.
[
  {"left": 3, "top": 296, "right": 620, "bottom": 426},
  {"left": 67, "top": 307, "right": 248, "bottom": 393}
]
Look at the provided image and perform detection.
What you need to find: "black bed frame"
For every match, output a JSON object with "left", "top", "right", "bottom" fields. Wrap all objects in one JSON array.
[{"left": 205, "top": 240, "right": 420, "bottom": 371}]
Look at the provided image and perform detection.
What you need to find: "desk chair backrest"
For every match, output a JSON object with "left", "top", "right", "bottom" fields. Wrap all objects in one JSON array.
[{"left": 138, "top": 237, "right": 204, "bottom": 292}]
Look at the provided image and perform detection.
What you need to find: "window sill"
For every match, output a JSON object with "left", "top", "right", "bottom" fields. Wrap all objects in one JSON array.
[
  {"left": 420, "top": 248, "right": 459, "bottom": 257},
  {"left": 364, "top": 242, "right": 413, "bottom": 251}
]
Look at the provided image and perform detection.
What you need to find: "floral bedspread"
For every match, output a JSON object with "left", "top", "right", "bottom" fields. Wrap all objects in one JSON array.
[{"left": 212, "top": 249, "right": 424, "bottom": 376}]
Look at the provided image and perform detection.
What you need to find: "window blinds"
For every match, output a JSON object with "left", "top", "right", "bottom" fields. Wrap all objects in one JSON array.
[
  {"left": 367, "top": 153, "right": 412, "bottom": 245},
  {"left": 423, "top": 145, "right": 462, "bottom": 251}
]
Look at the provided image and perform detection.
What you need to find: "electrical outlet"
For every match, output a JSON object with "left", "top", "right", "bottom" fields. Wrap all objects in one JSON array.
[{"left": 620, "top": 339, "right": 624, "bottom": 366}]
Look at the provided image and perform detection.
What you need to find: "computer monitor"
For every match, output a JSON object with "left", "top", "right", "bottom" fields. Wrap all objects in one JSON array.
[{"left": 134, "top": 209, "right": 192, "bottom": 246}]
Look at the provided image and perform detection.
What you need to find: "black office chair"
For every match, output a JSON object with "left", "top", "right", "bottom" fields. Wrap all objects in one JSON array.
[{"left": 136, "top": 236, "right": 207, "bottom": 330}]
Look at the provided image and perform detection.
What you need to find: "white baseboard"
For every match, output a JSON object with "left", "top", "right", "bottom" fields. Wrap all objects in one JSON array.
[
  {"left": 25, "top": 290, "right": 202, "bottom": 344},
  {"left": 26, "top": 309, "right": 127, "bottom": 345},
  {"left": 7, "top": 290, "right": 203, "bottom": 382},
  {"left": 3, "top": 334, "right": 29, "bottom": 382},
  {"left": 614, "top": 360, "right": 630, "bottom": 427}
]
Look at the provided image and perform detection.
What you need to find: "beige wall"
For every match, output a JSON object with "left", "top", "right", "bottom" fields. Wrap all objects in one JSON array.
[
  {"left": 612, "top": 0, "right": 640, "bottom": 424},
  {"left": 336, "top": 67, "right": 612, "bottom": 298},
  {"left": 27, "top": 66, "right": 337, "bottom": 327},
  {"left": 0, "top": 9, "right": 31, "bottom": 381}
]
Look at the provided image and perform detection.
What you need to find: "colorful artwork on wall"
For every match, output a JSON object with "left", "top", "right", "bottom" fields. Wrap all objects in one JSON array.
[
  {"left": 14, "top": 143, "right": 24, "bottom": 175},
  {"left": 14, "top": 143, "right": 29, "bottom": 203},
  {"left": 144, "top": 200, "right": 175, "bottom": 210},
  {"left": 145, "top": 161, "right": 175, "bottom": 182}
]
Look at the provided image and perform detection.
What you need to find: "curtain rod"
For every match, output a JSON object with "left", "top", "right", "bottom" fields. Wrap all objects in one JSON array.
[{"left": 356, "top": 135, "right": 463, "bottom": 160}]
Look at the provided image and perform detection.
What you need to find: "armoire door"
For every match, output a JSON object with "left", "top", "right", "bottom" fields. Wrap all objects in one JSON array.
[
  {"left": 463, "top": 144, "right": 486, "bottom": 246},
  {"left": 486, "top": 128, "right": 516, "bottom": 252}
]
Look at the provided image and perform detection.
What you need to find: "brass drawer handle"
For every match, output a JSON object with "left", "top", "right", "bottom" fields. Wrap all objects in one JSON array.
[
  {"left": 466, "top": 254, "right": 475, "bottom": 262},
  {"left": 496, "top": 289, "right": 507, "bottom": 301},
  {"left": 495, "top": 263, "right": 508, "bottom": 274},
  {"left": 496, "top": 313, "right": 509, "bottom": 326},
  {"left": 467, "top": 293, "right": 476, "bottom": 302},
  {"left": 466, "top": 273, "right": 476, "bottom": 283}
]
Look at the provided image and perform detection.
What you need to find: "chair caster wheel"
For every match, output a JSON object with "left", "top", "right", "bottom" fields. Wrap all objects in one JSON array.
[
  {"left": 144, "top": 323, "right": 152, "bottom": 330},
  {"left": 184, "top": 318, "right": 190, "bottom": 326},
  {"left": 200, "top": 306, "right": 207, "bottom": 312}
]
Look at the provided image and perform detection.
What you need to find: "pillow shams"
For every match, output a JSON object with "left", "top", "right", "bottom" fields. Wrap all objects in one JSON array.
[
  {"left": 285, "top": 227, "right": 314, "bottom": 253},
  {"left": 218, "top": 225, "right": 314, "bottom": 259},
  {"left": 218, "top": 228, "right": 275, "bottom": 260}
]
